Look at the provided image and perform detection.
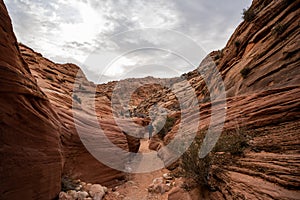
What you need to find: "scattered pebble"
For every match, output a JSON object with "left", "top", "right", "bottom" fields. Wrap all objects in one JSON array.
[
  {"left": 127, "top": 180, "right": 135, "bottom": 185},
  {"left": 59, "top": 181, "right": 108, "bottom": 200},
  {"left": 163, "top": 173, "right": 173, "bottom": 180}
]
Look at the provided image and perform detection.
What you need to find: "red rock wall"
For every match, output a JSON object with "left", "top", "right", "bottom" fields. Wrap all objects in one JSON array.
[
  {"left": 0, "top": 1, "right": 62, "bottom": 199},
  {"left": 219, "top": 0, "right": 300, "bottom": 97},
  {"left": 134, "top": 0, "right": 300, "bottom": 199},
  {"left": 19, "top": 44, "right": 141, "bottom": 186}
]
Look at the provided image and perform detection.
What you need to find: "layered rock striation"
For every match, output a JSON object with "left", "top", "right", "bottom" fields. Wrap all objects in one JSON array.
[
  {"left": 135, "top": 0, "right": 300, "bottom": 199},
  {"left": 0, "top": 1, "right": 62, "bottom": 199}
]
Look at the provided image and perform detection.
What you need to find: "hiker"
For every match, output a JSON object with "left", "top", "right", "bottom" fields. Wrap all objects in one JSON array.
[{"left": 148, "top": 123, "right": 153, "bottom": 139}]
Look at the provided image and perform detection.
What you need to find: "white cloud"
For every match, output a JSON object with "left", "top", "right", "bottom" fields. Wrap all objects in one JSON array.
[
  {"left": 105, "top": 56, "right": 136, "bottom": 77},
  {"left": 4, "top": 0, "right": 252, "bottom": 83}
]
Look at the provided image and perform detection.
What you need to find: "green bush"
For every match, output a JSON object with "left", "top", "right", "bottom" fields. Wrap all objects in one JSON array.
[
  {"left": 180, "top": 136, "right": 211, "bottom": 187},
  {"left": 242, "top": 8, "right": 256, "bottom": 22},
  {"left": 180, "top": 129, "right": 248, "bottom": 188},
  {"left": 155, "top": 116, "right": 177, "bottom": 139},
  {"left": 213, "top": 131, "right": 248, "bottom": 156},
  {"left": 240, "top": 67, "right": 251, "bottom": 79},
  {"left": 214, "top": 50, "right": 223, "bottom": 60}
]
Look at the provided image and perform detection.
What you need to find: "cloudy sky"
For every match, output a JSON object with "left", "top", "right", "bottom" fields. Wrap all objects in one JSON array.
[{"left": 5, "top": 0, "right": 252, "bottom": 83}]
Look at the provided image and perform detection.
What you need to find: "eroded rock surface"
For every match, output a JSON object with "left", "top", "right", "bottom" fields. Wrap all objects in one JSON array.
[
  {"left": 134, "top": 0, "right": 300, "bottom": 199},
  {"left": 18, "top": 38, "right": 177, "bottom": 186},
  {"left": 1, "top": 0, "right": 299, "bottom": 199},
  {"left": 0, "top": 1, "right": 62, "bottom": 199},
  {"left": 19, "top": 44, "right": 140, "bottom": 186}
]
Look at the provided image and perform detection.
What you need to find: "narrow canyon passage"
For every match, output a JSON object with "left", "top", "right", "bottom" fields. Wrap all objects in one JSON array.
[
  {"left": 104, "top": 139, "right": 170, "bottom": 200},
  {"left": 1, "top": 0, "right": 299, "bottom": 199}
]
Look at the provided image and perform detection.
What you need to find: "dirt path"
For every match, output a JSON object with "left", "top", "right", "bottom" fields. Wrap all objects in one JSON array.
[{"left": 104, "top": 139, "right": 169, "bottom": 200}]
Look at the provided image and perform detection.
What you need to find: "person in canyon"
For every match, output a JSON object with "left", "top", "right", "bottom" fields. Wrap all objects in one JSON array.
[{"left": 148, "top": 123, "right": 153, "bottom": 140}]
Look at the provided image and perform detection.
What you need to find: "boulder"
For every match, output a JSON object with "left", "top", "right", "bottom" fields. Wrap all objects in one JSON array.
[
  {"left": 78, "top": 191, "right": 89, "bottom": 200},
  {"left": 89, "top": 184, "right": 106, "bottom": 200},
  {"left": 59, "top": 192, "right": 73, "bottom": 200},
  {"left": 67, "top": 190, "right": 78, "bottom": 199}
]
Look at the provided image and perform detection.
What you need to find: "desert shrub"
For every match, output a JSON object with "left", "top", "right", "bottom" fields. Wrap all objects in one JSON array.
[
  {"left": 73, "top": 94, "right": 82, "bottom": 104},
  {"left": 165, "top": 117, "right": 176, "bottom": 130},
  {"left": 213, "top": 130, "right": 248, "bottom": 156},
  {"left": 180, "top": 136, "right": 211, "bottom": 187},
  {"left": 242, "top": 8, "right": 256, "bottom": 22},
  {"left": 180, "top": 129, "right": 249, "bottom": 188},
  {"left": 155, "top": 116, "right": 177, "bottom": 139},
  {"left": 214, "top": 50, "right": 223, "bottom": 60},
  {"left": 61, "top": 175, "right": 79, "bottom": 192},
  {"left": 272, "top": 23, "right": 286, "bottom": 35},
  {"left": 240, "top": 67, "right": 251, "bottom": 78}
]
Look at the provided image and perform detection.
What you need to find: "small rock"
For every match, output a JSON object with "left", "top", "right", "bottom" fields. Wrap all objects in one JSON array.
[
  {"left": 164, "top": 184, "right": 171, "bottom": 192},
  {"left": 84, "top": 198, "right": 92, "bottom": 200},
  {"left": 148, "top": 184, "right": 154, "bottom": 192},
  {"left": 59, "top": 191, "right": 72, "bottom": 200},
  {"left": 163, "top": 173, "right": 173, "bottom": 180},
  {"left": 127, "top": 181, "right": 135, "bottom": 185},
  {"left": 103, "top": 186, "right": 108, "bottom": 193},
  {"left": 75, "top": 179, "right": 81, "bottom": 183},
  {"left": 67, "top": 190, "right": 78, "bottom": 199},
  {"left": 148, "top": 182, "right": 169, "bottom": 194},
  {"left": 75, "top": 186, "right": 81, "bottom": 191},
  {"left": 113, "top": 191, "right": 120, "bottom": 196},
  {"left": 77, "top": 191, "right": 89, "bottom": 200},
  {"left": 89, "top": 184, "right": 106, "bottom": 200},
  {"left": 155, "top": 184, "right": 164, "bottom": 194},
  {"left": 84, "top": 183, "right": 92, "bottom": 191},
  {"left": 152, "top": 177, "right": 163, "bottom": 184},
  {"left": 132, "top": 186, "right": 139, "bottom": 189},
  {"left": 111, "top": 186, "right": 118, "bottom": 192}
]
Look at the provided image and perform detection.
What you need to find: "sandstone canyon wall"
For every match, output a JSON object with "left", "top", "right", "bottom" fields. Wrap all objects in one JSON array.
[
  {"left": 135, "top": 0, "right": 300, "bottom": 199},
  {"left": 0, "top": 0, "right": 143, "bottom": 198},
  {"left": 0, "top": 0, "right": 299, "bottom": 199},
  {"left": 18, "top": 44, "right": 142, "bottom": 186},
  {"left": 0, "top": 1, "right": 62, "bottom": 199}
]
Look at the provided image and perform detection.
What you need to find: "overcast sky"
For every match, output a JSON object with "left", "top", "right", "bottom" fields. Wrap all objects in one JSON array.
[{"left": 5, "top": 0, "right": 252, "bottom": 83}]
